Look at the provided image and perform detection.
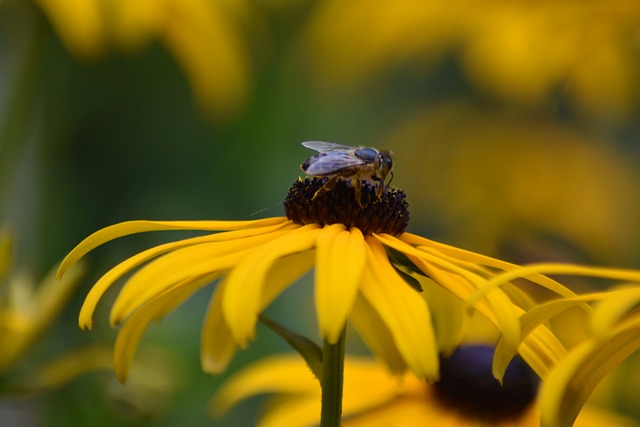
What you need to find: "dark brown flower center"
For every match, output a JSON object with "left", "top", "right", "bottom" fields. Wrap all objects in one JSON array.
[
  {"left": 433, "top": 345, "right": 539, "bottom": 422},
  {"left": 283, "top": 177, "right": 409, "bottom": 236}
]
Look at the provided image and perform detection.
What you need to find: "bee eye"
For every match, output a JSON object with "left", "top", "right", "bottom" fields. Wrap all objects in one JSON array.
[
  {"left": 380, "top": 152, "right": 393, "bottom": 169},
  {"left": 355, "top": 148, "right": 378, "bottom": 162}
]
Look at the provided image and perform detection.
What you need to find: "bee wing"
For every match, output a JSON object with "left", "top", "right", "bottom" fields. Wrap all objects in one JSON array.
[
  {"left": 303, "top": 152, "right": 365, "bottom": 175},
  {"left": 301, "top": 141, "right": 355, "bottom": 153}
]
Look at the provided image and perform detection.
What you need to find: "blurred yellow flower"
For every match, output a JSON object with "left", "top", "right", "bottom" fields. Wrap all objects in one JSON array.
[
  {"left": 0, "top": 226, "right": 85, "bottom": 375},
  {"left": 212, "top": 347, "right": 637, "bottom": 427},
  {"left": 57, "top": 177, "right": 586, "bottom": 384},
  {"left": 35, "top": 0, "right": 264, "bottom": 117},
  {"left": 386, "top": 104, "right": 640, "bottom": 264},
  {"left": 302, "top": 0, "right": 640, "bottom": 117}
]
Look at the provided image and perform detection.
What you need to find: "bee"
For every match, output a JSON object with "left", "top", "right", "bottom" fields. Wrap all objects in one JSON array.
[{"left": 300, "top": 141, "right": 393, "bottom": 204}]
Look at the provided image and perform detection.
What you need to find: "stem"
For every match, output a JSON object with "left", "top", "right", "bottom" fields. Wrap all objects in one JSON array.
[{"left": 320, "top": 327, "right": 346, "bottom": 427}]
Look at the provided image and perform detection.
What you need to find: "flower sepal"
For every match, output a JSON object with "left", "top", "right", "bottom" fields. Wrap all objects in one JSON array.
[{"left": 259, "top": 314, "right": 323, "bottom": 381}]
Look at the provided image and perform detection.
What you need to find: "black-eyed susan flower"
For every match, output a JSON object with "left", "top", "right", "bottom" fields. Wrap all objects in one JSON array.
[
  {"left": 58, "top": 141, "right": 606, "bottom": 386},
  {"left": 212, "top": 345, "right": 636, "bottom": 427},
  {"left": 57, "top": 142, "right": 640, "bottom": 425}
]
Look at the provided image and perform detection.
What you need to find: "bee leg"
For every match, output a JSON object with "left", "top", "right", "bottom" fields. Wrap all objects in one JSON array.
[
  {"left": 370, "top": 175, "right": 385, "bottom": 201},
  {"left": 375, "top": 182, "right": 384, "bottom": 199},
  {"left": 311, "top": 175, "right": 340, "bottom": 201},
  {"left": 352, "top": 177, "right": 364, "bottom": 207}
]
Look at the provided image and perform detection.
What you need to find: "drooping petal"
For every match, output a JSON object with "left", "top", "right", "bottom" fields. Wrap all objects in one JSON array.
[
  {"left": 113, "top": 273, "right": 218, "bottom": 382},
  {"left": 376, "top": 234, "right": 521, "bottom": 364},
  {"left": 349, "top": 294, "right": 407, "bottom": 375},
  {"left": 420, "top": 276, "right": 470, "bottom": 354},
  {"left": 359, "top": 237, "right": 439, "bottom": 379},
  {"left": 110, "top": 228, "right": 296, "bottom": 324},
  {"left": 57, "top": 217, "right": 290, "bottom": 279},
  {"left": 315, "top": 225, "right": 366, "bottom": 343},
  {"left": 493, "top": 300, "right": 586, "bottom": 381},
  {"left": 222, "top": 225, "right": 321, "bottom": 346},
  {"left": 468, "top": 263, "right": 640, "bottom": 309},
  {"left": 400, "top": 232, "right": 585, "bottom": 300},
  {"left": 201, "top": 279, "right": 238, "bottom": 374}
]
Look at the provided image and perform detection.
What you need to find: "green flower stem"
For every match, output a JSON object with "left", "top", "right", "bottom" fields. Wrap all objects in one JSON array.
[{"left": 320, "top": 327, "right": 346, "bottom": 427}]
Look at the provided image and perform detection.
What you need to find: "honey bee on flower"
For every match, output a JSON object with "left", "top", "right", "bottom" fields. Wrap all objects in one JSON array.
[{"left": 300, "top": 141, "right": 393, "bottom": 204}]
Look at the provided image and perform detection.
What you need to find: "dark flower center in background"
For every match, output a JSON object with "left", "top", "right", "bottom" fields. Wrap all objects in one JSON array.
[
  {"left": 434, "top": 345, "right": 540, "bottom": 421},
  {"left": 284, "top": 177, "right": 409, "bottom": 236}
]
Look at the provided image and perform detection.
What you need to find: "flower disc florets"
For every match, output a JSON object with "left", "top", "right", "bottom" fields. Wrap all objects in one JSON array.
[{"left": 284, "top": 177, "right": 409, "bottom": 236}]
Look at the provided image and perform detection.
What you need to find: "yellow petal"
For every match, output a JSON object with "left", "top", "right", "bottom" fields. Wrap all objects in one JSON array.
[
  {"left": 79, "top": 232, "right": 232, "bottom": 330},
  {"left": 349, "top": 295, "right": 407, "bottom": 375},
  {"left": 516, "top": 321, "right": 567, "bottom": 381},
  {"left": 57, "top": 218, "right": 289, "bottom": 279},
  {"left": 258, "top": 398, "right": 322, "bottom": 427},
  {"left": 210, "top": 354, "right": 319, "bottom": 417},
  {"left": 340, "top": 398, "right": 434, "bottom": 427},
  {"left": 315, "top": 225, "right": 366, "bottom": 343},
  {"left": 222, "top": 225, "right": 320, "bottom": 346},
  {"left": 260, "top": 250, "right": 316, "bottom": 308},
  {"left": 401, "top": 233, "right": 581, "bottom": 299},
  {"left": 359, "top": 237, "right": 438, "bottom": 379},
  {"left": 110, "top": 0, "right": 162, "bottom": 51},
  {"left": 493, "top": 294, "right": 597, "bottom": 380},
  {"left": 113, "top": 273, "right": 217, "bottom": 382},
  {"left": 469, "top": 263, "right": 640, "bottom": 308},
  {"left": 36, "top": 0, "right": 106, "bottom": 58},
  {"left": 110, "top": 228, "right": 295, "bottom": 324},
  {"left": 400, "top": 232, "right": 526, "bottom": 270},
  {"left": 341, "top": 358, "right": 419, "bottom": 417},
  {"left": 160, "top": 0, "right": 251, "bottom": 116},
  {"left": 420, "top": 276, "right": 470, "bottom": 354},
  {"left": 201, "top": 279, "right": 237, "bottom": 374}
]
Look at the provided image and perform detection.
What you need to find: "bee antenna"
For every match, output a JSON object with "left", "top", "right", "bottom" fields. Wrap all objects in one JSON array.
[{"left": 387, "top": 171, "right": 394, "bottom": 188}]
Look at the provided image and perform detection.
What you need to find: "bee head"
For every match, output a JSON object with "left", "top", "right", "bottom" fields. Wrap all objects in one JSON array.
[{"left": 379, "top": 150, "right": 393, "bottom": 173}]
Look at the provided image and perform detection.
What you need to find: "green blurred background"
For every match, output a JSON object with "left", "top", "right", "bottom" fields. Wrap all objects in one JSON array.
[{"left": 1, "top": 0, "right": 640, "bottom": 425}]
